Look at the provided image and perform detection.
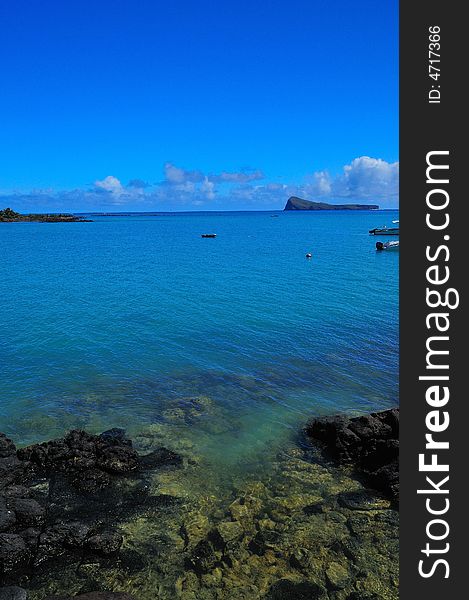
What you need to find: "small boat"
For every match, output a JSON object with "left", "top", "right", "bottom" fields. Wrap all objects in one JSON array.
[
  {"left": 201, "top": 233, "right": 217, "bottom": 238},
  {"left": 369, "top": 220, "right": 399, "bottom": 236},
  {"left": 376, "top": 240, "right": 399, "bottom": 251}
]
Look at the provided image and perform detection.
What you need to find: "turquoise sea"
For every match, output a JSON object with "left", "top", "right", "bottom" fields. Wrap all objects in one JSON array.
[{"left": 0, "top": 210, "right": 398, "bottom": 467}]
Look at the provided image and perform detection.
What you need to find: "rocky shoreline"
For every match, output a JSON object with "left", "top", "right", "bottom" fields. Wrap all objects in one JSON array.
[
  {"left": 305, "top": 409, "right": 399, "bottom": 501},
  {"left": 1, "top": 407, "right": 399, "bottom": 600},
  {"left": 0, "top": 429, "right": 182, "bottom": 596},
  {"left": 0, "top": 209, "right": 92, "bottom": 223}
]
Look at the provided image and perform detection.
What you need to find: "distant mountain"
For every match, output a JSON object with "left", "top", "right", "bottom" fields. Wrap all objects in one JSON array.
[{"left": 284, "top": 196, "right": 379, "bottom": 211}]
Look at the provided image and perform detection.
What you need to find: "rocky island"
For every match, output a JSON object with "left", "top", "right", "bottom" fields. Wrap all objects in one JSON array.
[
  {"left": 284, "top": 196, "right": 379, "bottom": 211},
  {"left": 0, "top": 208, "right": 92, "bottom": 223}
]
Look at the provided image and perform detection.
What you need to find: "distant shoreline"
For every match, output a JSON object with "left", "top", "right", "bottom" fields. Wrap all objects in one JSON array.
[
  {"left": 0, "top": 208, "right": 92, "bottom": 222},
  {"left": 1, "top": 207, "right": 399, "bottom": 219},
  {"left": 76, "top": 208, "right": 398, "bottom": 216}
]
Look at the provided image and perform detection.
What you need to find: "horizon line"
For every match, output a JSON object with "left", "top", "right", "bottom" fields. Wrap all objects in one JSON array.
[{"left": 74, "top": 208, "right": 399, "bottom": 214}]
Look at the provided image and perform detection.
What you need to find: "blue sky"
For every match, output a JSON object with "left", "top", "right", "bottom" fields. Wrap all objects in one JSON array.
[{"left": 0, "top": 0, "right": 398, "bottom": 211}]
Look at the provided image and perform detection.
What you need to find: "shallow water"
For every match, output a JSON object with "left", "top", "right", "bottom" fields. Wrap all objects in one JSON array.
[{"left": 14, "top": 407, "right": 399, "bottom": 600}]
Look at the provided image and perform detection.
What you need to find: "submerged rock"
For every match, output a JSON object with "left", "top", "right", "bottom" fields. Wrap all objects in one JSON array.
[
  {"left": 85, "top": 532, "right": 123, "bottom": 555},
  {"left": 346, "top": 593, "right": 383, "bottom": 600},
  {"left": 266, "top": 579, "right": 328, "bottom": 600},
  {"left": 325, "top": 561, "right": 350, "bottom": 590},
  {"left": 188, "top": 538, "right": 220, "bottom": 574},
  {"left": 213, "top": 521, "right": 244, "bottom": 547},
  {"left": 180, "top": 513, "right": 210, "bottom": 547},
  {"left": 248, "top": 528, "right": 281, "bottom": 557},
  {"left": 305, "top": 408, "right": 399, "bottom": 498},
  {"left": 289, "top": 548, "right": 315, "bottom": 572},
  {"left": 45, "top": 594, "right": 135, "bottom": 600},
  {"left": 140, "top": 447, "right": 183, "bottom": 470},
  {"left": 338, "top": 491, "right": 391, "bottom": 511}
]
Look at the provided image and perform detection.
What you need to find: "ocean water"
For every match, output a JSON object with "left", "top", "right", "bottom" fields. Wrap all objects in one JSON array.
[{"left": 0, "top": 210, "right": 398, "bottom": 468}]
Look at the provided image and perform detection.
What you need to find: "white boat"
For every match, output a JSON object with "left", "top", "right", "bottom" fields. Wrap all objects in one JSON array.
[{"left": 376, "top": 240, "right": 399, "bottom": 251}]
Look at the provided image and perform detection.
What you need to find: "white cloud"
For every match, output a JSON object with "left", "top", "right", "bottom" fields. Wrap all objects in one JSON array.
[
  {"left": 210, "top": 170, "right": 265, "bottom": 183},
  {"left": 163, "top": 163, "right": 264, "bottom": 186},
  {"left": 200, "top": 177, "right": 215, "bottom": 200},
  {"left": 334, "top": 156, "right": 399, "bottom": 200},
  {"left": 94, "top": 175, "right": 124, "bottom": 194},
  {"left": 158, "top": 163, "right": 264, "bottom": 205},
  {"left": 287, "top": 156, "right": 399, "bottom": 206},
  {"left": 163, "top": 162, "right": 203, "bottom": 184},
  {"left": 312, "top": 170, "right": 332, "bottom": 195}
]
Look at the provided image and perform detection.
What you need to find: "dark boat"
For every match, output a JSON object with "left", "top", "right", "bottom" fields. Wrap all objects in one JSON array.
[
  {"left": 369, "top": 220, "right": 399, "bottom": 235},
  {"left": 201, "top": 233, "right": 217, "bottom": 238},
  {"left": 369, "top": 226, "right": 399, "bottom": 235}
]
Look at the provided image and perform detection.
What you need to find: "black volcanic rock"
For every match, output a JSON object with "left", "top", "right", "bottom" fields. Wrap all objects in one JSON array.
[
  {"left": 17, "top": 429, "right": 140, "bottom": 480},
  {"left": 0, "top": 587, "right": 28, "bottom": 600},
  {"left": 85, "top": 531, "right": 123, "bottom": 555},
  {"left": 6, "top": 499, "right": 45, "bottom": 528},
  {"left": 45, "top": 593, "right": 135, "bottom": 600},
  {"left": 0, "top": 437, "right": 16, "bottom": 460},
  {"left": 284, "top": 196, "right": 379, "bottom": 211},
  {"left": 266, "top": 579, "right": 328, "bottom": 600},
  {"left": 0, "top": 429, "right": 183, "bottom": 587},
  {"left": 305, "top": 408, "right": 399, "bottom": 499},
  {"left": 0, "top": 534, "right": 30, "bottom": 578}
]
